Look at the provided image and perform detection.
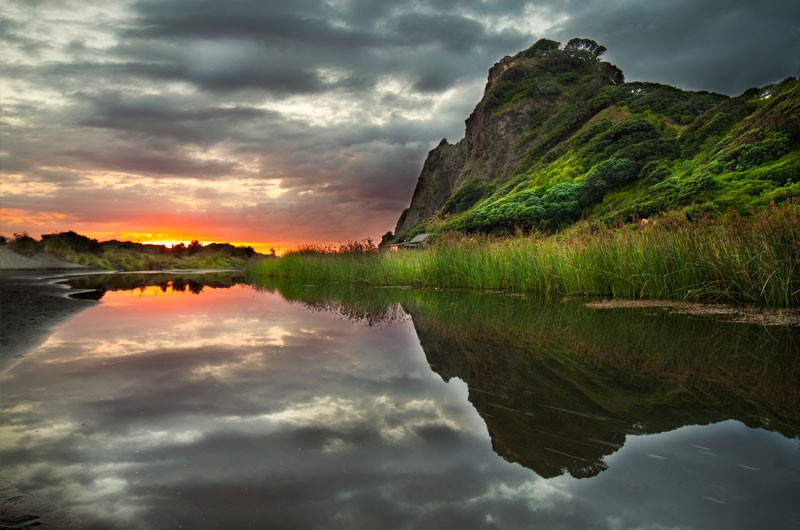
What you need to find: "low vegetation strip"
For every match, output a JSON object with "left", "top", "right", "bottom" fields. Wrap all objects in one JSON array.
[
  {"left": 247, "top": 203, "right": 800, "bottom": 307},
  {"left": 1, "top": 232, "right": 258, "bottom": 271}
]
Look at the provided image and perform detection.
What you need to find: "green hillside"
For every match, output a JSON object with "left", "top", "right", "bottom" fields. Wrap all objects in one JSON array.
[{"left": 394, "top": 38, "right": 800, "bottom": 239}]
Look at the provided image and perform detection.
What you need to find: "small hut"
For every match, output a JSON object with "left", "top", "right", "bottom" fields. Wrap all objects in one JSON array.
[{"left": 389, "top": 233, "right": 432, "bottom": 251}]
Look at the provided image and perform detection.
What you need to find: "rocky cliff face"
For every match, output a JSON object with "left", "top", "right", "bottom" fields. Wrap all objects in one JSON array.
[
  {"left": 394, "top": 38, "right": 799, "bottom": 238},
  {"left": 394, "top": 139, "right": 466, "bottom": 234},
  {"left": 395, "top": 38, "right": 623, "bottom": 235}
]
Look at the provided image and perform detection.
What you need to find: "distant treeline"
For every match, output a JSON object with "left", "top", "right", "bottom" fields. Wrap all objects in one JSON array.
[{"left": 0, "top": 231, "right": 262, "bottom": 271}]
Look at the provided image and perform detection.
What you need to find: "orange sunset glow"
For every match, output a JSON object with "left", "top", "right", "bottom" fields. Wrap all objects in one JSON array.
[
  {"left": 1, "top": 207, "right": 287, "bottom": 255},
  {"left": 100, "top": 282, "right": 247, "bottom": 308},
  {"left": 121, "top": 234, "right": 279, "bottom": 255}
]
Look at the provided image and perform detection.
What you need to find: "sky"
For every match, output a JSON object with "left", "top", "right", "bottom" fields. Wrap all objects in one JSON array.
[{"left": 1, "top": 0, "right": 798, "bottom": 252}]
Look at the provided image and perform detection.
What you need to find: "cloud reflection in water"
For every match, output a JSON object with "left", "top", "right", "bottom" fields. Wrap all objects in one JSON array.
[{"left": 1, "top": 284, "right": 798, "bottom": 529}]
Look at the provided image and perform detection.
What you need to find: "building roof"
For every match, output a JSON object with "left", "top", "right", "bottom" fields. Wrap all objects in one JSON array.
[{"left": 406, "top": 233, "right": 431, "bottom": 244}]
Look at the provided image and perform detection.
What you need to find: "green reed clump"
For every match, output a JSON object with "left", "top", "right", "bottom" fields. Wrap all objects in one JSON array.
[
  {"left": 250, "top": 239, "right": 382, "bottom": 283},
  {"left": 246, "top": 203, "right": 800, "bottom": 306}
]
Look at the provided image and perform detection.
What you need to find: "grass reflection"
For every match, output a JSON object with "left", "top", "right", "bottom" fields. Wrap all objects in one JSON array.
[{"left": 251, "top": 277, "right": 800, "bottom": 478}]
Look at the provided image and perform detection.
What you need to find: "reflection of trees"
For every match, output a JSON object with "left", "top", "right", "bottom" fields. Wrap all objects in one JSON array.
[
  {"left": 252, "top": 280, "right": 409, "bottom": 327},
  {"left": 252, "top": 277, "right": 800, "bottom": 480},
  {"left": 66, "top": 272, "right": 242, "bottom": 299},
  {"left": 168, "top": 279, "right": 205, "bottom": 294}
]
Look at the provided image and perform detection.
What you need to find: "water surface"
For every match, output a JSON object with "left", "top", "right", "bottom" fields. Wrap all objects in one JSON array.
[{"left": 1, "top": 275, "right": 798, "bottom": 529}]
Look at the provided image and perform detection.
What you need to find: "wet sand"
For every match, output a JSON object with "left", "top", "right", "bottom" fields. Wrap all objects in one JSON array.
[{"left": 0, "top": 271, "right": 97, "bottom": 375}]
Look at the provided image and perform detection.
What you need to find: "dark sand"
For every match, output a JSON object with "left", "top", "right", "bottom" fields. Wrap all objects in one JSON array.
[{"left": 0, "top": 271, "right": 98, "bottom": 374}]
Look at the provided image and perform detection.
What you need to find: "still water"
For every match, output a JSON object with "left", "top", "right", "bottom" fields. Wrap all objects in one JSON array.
[{"left": 1, "top": 273, "right": 798, "bottom": 529}]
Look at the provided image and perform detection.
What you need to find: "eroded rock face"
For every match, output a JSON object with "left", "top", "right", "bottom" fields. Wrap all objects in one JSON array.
[
  {"left": 394, "top": 39, "right": 621, "bottom": 235},
  {"left": 394, "top": 140, "right": 466, "bottom": 234}
]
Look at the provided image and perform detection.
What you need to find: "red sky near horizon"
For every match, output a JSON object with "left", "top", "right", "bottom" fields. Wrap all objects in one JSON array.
[{"left": 0, "top": 207, "right": 285, "bottom": 254}]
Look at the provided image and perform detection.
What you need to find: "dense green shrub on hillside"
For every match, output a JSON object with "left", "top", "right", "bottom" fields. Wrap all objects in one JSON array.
[
  {"left": 520, "top": 103, "right": 595, "bottom": 162},
  {"left": 450, "top": 181, "right": 588, "bottom": 233},
  {"left": 441, "top": 181, "right": 495, "bottom": 215},
  {"left": 680, "top": 101, "right": 754, "bottom": 156},
  {"left": 486, "top": 38, "right": 620, "bottom": 114},
  {"left": 618, "top": 84, "right": 725, "bottom": 125},
  {"left": 451, "top": 188, "right": 541, "bottom": 233},
  {"left": 516, "top": 38, "right": 561, "bottom": 59},
  {"left": 579, "top": 158, "right": 636, "bottom": 201},
  {"left": 582, "top": 119, "right": 660, "bottom": 159},
  {"left": 541, "top": 183, "right": 582, "bottom": 225},
  {"left": 721, "top": 128, "right": 793, "bottom": 171}
]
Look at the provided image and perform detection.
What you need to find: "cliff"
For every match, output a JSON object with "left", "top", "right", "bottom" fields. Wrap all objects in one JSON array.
[{"left": 394, "top": 38, "right": 799, "bottom": 237}]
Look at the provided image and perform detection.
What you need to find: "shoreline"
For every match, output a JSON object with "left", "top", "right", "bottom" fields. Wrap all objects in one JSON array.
[
  {"left": 0, "top": 246, "right": 89, "bottom": 270},
  {"left": 0, "top": 271, "right": 97, "bottom": 375},
  {"left": 0, "top": 267, "right": 248, "bottom": 374}
]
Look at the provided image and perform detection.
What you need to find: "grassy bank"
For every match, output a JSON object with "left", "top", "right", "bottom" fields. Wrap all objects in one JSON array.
[
  {"left": 247, "top": 203, "right": 800, "bottom": 307},
  {"left": 2, "top": 231, "right": 259, "bottom": 271}
]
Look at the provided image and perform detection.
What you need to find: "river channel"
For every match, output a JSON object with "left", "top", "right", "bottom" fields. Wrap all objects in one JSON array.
[{"left": 1, "top": 272, "right": 798, "bottom": 529}]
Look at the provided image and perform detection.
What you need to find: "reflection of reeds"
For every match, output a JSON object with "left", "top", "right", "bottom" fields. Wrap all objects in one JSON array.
[
  {"left": 247, "top": 203, "right": 800, "bottom": 306},
  {"left": 252, "top": 279, "right": 408, "bottom": 326},
  {"left": 251, "top": 278, "right": 800, "bottom": 436}
]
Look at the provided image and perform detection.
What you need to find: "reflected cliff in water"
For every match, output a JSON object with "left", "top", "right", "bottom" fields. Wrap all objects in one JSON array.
[{"left": 255, "top": 279, "right": 800, "bottom": 480}]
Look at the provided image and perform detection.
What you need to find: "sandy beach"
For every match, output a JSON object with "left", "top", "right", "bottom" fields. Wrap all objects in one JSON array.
[{"left": 0, "top": 246, "right": 89, "bottom": 270}]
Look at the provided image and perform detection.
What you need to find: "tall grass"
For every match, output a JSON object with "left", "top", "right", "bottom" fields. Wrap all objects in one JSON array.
[{"left": 247, "top": 203, "right": 800, "bottom": 306}]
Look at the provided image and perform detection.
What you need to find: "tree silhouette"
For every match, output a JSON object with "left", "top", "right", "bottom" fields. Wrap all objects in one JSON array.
[
  {"left": 565, "top": 38, "right": 607, "bottom": 58},
  {"left": 188, "top": 240, "right": 202, "bottom": 255}
]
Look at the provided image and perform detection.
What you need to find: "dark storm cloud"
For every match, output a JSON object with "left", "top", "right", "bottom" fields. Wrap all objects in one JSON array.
[
  {"left": 386, "top": 13, "right": 486, "bottom": 52},
  {"left": 113, "top": 1, "right": 528, "bottom": 97},
  {"left": 75, "top": 92, "right": 281, "bottom": 145},
  {"left": 70, "top": 150, "right": 239, "bottom": 178},
  {"left": 551, "top": 0, "right": 800, "bottom": 94},
  {"left": 0, "top": 16, "right": 45, "bottom": 54},
  {"left": 127, "top": 0, "right": 379, "bottom": 48}
]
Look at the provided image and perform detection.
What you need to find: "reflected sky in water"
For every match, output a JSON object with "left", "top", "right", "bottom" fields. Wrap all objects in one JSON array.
[{"left": 1, "top": 282, "right": 799, "bottom": 529}]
